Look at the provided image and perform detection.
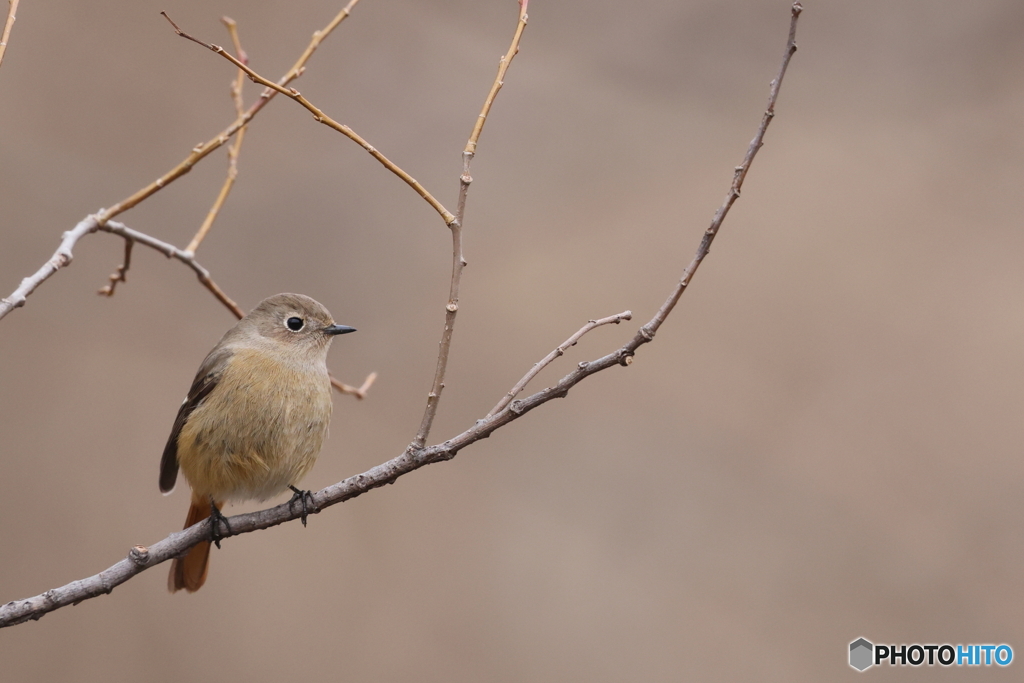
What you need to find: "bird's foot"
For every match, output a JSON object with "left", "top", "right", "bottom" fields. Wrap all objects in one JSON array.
[
  {"left": 288, "top": 485, "right": 316, "bottom": 527},
  {"left": 209, "top": 503, "right": 231, "bottom": 549}
]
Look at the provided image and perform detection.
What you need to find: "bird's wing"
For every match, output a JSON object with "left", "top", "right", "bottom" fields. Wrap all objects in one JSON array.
[{"left": 159, "top": 346, "right": 234, "bottom": 493}]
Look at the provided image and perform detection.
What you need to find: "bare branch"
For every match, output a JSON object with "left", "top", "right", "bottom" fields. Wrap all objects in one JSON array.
[
  {"left": 162, "top": 12, "right": 455, "bottom": 226},
  {"left": 0, "top": 3, "right": 362, "bottom": 320},
  {"left": 97, "top": 236, "right": 134, "bottom": 297},
  {"left": 0, "top": 217, "right": 97, "bottom": 319},
  {"left": 410, "top": 0, "right": 529, "bottom": 449},
  {"left": 99, "top": 5, "right": 358, "bottom": 225},
  {"left": 488, "top": 310, "right": 631, "bottom": 418},
  {"left": 0, "top": 0, "right": 19, "bottom": 70},
  {"left": 0, "top": 214, "right": 246, "bottom": 320},
  {"left": 0, "top": 1, "right": 803, "bottom": 629},
  {"left": 331, "top": 371, "right": 378, "bottom": 400},
  {"left": 183, "top": 16, "right": 250, "bottom": 255},
  {"left": 637, "top": 1, "right": 803, "bottom": 344},
  {"left": 98, "top": 219, "right": 244, "bottom": 316},
  {"left": 466, "top": 0, "right": 529, "bottom": 157},
  {"left": 2, "top": 212, "right": 371, "bottom": 395}
]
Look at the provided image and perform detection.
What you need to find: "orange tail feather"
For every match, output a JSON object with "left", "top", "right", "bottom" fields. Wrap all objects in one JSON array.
[{"left": 168, "top": 497, "right": 222, "bottom": 593}]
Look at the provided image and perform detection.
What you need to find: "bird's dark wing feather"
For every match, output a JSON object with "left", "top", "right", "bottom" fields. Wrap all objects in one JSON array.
[{"left": 159, "top": 347, "right": 233, "bottom": 493}]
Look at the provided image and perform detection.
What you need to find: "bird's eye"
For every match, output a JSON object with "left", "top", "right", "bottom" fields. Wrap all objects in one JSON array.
[{"left": 286, "top": 316, "right": 304, "bottom": 331}]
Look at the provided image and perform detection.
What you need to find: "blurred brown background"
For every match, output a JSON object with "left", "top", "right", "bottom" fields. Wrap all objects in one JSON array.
[{"left": 2, "top": 0, "right": 1023, "bottom": 680}]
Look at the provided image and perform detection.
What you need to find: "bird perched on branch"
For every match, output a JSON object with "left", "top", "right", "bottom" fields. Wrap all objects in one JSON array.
[{"left": 159, "top": 293, "right": 356, "bottom": 592}]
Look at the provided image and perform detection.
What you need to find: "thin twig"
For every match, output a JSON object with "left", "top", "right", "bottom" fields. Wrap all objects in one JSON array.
[
  {"left": 1, "top": 218, "right": 97, "bottom": 320},
  {"left": 410, "top": 0, "right": 529, "bottom": 450},
  {"left": 0, "top": 0, "right": 19, "bottom": 71},
  {"left": 119, "top": 217, "right": 375, "bottom": 405},
  {"left": 100, "top": 219, "right": 245, "bottom": 317},
  {"left": 97, "top": 237, "right": 134, "bottom": 297},
  {"left": 105, "top": 218, "right": 375, "bottom": 394},
  {"left": 0, "top": 1, "right": 803, "bottom": 629},
  {"left": 162, "top": 11, "right": 455, "bottom": 226},
  {"left": 466, "top": 0, "right": 529, "bottom": 157},
  {"left": 184, "top": 16, "right": 250, "bottom": 255},
  {"left": 488, "top": 310, "right": 631, "bottom": 418},
  {"left": 1, "top": 214, "right": 375, "bottom": 393},
  {"left": 1, "top": 214, "right": 237, "bottom": 319},
  {"left": 331, "top": 371, "right": 378, "bottom": 399},
  {"left": 1, "top": 2, "right": 360, "bottom": 320},
  {"left": 636, "top": 1, "right": 802, "bottom": 345},
  {"left": 96, "top": 2, "right": 361, "bottom": 225}
]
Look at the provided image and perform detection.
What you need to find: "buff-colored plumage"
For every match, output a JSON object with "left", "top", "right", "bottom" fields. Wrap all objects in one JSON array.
[{"left": 160, "top": 294, "right": 355, "bottom": 592}]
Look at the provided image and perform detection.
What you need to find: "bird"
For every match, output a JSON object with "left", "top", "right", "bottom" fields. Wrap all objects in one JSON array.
[{"left": 159, "top": 293, "right": 356, "bottom": 592}]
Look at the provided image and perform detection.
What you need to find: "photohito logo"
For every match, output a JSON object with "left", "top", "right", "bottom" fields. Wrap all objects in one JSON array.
[{"left": 849, "top": 638, "right": 1013, "bottom": 671}]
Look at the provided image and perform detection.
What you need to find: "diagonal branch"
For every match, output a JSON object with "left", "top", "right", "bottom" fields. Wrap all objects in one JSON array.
[
  {"left": 99, "top": 2, "right": 361, "bottom": 225},
  {"left": 487, "top": 309, "right": 631, "bottom": 418},
  {"left": 0, "top": 215, "right": 374, "bottom": 395},
  {"left": 637, "top": 2, "right": 803, "bottom": 343},
  {"left": 184, "top": 16, "right": 251, "bottom": 255},
  {"left": 0, "top": 2, "right": 362, "bottom": 321},
  {"left": 0, "top": 1, "right": 803, "bottom": 629},
  {"left": 99, "top": 20, "right": 252, "bottom": 298},
  {"left": 161, "top": 11, "right": 455, "bottom": 226},
  {"left": 0, "top": 0, "right": 19, "bottom": 71}
]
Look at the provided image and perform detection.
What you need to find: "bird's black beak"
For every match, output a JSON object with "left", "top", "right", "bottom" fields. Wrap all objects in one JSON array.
[{"left": 323, "top": 324, "right": 357, "bottom": 336}]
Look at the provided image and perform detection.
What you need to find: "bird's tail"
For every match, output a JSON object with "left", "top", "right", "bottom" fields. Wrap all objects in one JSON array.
[{"left": 168, "top": 496, "right": 222, "bottom": 593}]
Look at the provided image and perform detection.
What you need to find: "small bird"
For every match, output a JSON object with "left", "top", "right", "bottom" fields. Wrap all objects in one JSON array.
[{"left": 159, "top": 293, "right": 356, "bottom": 592}]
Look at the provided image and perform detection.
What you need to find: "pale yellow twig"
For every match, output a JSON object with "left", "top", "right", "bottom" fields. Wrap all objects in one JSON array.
[
  {"left": 1, "top": 5, "right": 372, "bottom": 394},
  {"left": 331, "top": 371, "right": 378, "bottom": 400},
  {"left": 184, "top": 16, "right": 250, "bottom": 255},
  {"left": 161, "top": 11, "right": 455, "bottom": 226},
  {"left": 96, "top": 2, "right": 360, "bottom": 225},
  {"left": 0, "top": 0, "right": 19, "bottom": 71},
  {"left": 466, "top": 0, "right": 528, "bottom": 156}
]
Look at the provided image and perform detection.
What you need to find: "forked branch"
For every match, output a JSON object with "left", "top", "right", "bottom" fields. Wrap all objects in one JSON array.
[
  {"left": 0, "top": 1, "right": 803, "bottom": 629},
  {"left": 0, "top": 2, "right": 362, "bottom": 321},
  {"left": 410, "top": 0, "right": 530, "bottom": 450},
  {"left": 161, "top": 11, "right": 455, "bottom": 226},
  {"left": 488, "top": 310, "right": 631, "bottom": 418}
]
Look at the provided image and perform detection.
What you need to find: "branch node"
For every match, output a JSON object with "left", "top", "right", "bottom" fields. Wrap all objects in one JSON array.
[
  {"left": 41, "top": 591, "right": 57, "bottom": 609},
  {"left": 509, "top": 400, "right": 525, "bottom": 415},
  {"left": 128, "top": 545, "right": 150, "bottom": 567},
  {"left": 435, "top": 443, "right": 456, "bottom": 461}
]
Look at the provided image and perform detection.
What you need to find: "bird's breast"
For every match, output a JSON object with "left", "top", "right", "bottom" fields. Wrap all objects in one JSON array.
[{"left": 176, "top": 347, "right": 333, "bottom": 502}]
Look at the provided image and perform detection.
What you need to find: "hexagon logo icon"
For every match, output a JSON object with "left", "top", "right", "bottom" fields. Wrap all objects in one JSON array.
[{"left": 850, "top": 638, "right": 874, "bottom": 671}]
